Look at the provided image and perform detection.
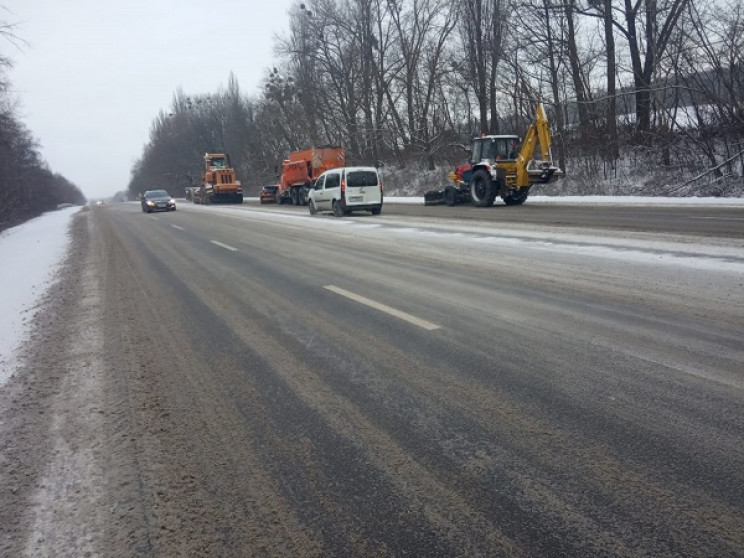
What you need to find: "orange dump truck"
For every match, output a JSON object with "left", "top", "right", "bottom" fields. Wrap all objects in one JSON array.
[{"left": 276, "top": 147, "right": 346, "bottom": 205}]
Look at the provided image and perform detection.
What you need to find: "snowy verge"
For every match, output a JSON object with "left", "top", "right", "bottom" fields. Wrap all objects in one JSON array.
[{"left": 0, "top": 207, "right": 80, "bottom": 386}]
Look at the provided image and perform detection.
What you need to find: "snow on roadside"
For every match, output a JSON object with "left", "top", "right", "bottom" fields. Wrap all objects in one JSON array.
[{"left": 0, "top": 207, "right": 80, "bottom": 387}]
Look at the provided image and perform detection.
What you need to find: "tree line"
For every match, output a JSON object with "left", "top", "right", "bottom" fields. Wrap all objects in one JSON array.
[
  {"left": 0, "top": 28, "right": 85, "bottom": 232},
  {"left": 130, "top": 0, "right": 743, "bottom": 199}
]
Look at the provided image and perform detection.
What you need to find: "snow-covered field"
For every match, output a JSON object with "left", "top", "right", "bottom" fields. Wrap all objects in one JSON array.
[{"left": 1, "top": 197, "right": 743, "bottom": 387}]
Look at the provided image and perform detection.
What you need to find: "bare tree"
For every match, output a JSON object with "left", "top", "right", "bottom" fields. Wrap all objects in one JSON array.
[
  {"left": 564, "top": 0, "right": 596, "bottom": 136},
  {"left": 386, "top": 0, "right": 458, "bottom": 167},
  {"left": 0, "top": 18, "right": 84, "bottom": 229},
  {"left": 457, "top": 0, "right": 508, "bottom": 134},
  {"left": 512, "top": 0, "right": 568, "bottom": 170},
  {"left": 617, "top": 0, "right": 692, "bottom": 132}
]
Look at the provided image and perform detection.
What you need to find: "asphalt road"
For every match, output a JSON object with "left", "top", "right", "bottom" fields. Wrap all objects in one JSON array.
[
  {"left": 345, "top": 198, "right": 744, "bottom": 238},
  {"left": 4, "top": 200, "right": 744, "bottom": 557}
]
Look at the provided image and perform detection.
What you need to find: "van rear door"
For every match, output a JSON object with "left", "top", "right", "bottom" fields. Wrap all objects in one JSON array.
[{"left": 344, "top": 169, "right": 381, "bottom": 206}]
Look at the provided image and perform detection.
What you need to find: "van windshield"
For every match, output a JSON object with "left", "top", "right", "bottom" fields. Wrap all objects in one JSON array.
[{"left": 346, "top": 171, "right": 378, "bottom": 187}]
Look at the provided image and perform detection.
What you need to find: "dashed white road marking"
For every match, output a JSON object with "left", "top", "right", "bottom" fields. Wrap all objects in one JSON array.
[
  {"left": 211, "top": 240, "right": 238, "bottom": 251},
  {"left": 324, "top": 285, "right": 441, "bottom": 331},
  {"left": 171, "top": 225, "right": 184, "bottom": 230},
  {"left": 688, "top": 216, "right": 743, "bottom": 221}
]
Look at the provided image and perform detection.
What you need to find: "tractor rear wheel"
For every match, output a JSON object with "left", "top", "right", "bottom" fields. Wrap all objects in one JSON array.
[{"left": 470, "top": 169, "right": 497, "bottom": 207}]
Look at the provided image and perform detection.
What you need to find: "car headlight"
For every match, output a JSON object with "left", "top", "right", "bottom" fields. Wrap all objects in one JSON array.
[{"left": 146, "top": 200, "right": 155, "bottom": 206}]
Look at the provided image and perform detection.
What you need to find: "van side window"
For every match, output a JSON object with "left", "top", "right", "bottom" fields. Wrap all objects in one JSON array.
[
  {"left": 325, "top": 173, "right": 340, "bottom": 189},
  {"left": 315, "top": 176, "right": 325, "bottom": 190}
]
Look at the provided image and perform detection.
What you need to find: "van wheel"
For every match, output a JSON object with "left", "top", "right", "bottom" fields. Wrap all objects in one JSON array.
[
  {"left": 370, "top": 206, "right": 381, "bottom": 215},
  {"left": 309, "top": 200, "right": 318, "bottom": 215},
  {"left": 332, "top": 200, "right": 344, "bottom": 218}
]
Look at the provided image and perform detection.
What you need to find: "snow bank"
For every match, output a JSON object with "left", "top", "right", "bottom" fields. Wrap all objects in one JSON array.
[{"left": 0, "top": 207, "right": 79, "bottom": 386}]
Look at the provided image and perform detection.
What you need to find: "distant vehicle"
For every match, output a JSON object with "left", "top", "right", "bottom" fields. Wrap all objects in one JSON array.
[
  {"left": 193, "top": 153, "right": 243, "bottom": 204},
  {"left": 276, "top": 147, "right": 346, "bottom": 205},
  {"left": 184, "top": 186, "right": 200, "bottom": 202},
  {"left": 141, "top": 190, "right": 176, "bottom": 213},
  {"left": 308, "top": 166, "right": 383, "bottom": 217},
  {"left": 96, "top": 200, "right": 105, "bottom": 206},
  {"left": 259, "top": 185, "right": 278, "bottom": 204}
]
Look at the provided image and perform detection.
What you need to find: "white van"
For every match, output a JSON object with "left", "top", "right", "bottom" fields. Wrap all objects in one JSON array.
[{"left": 308, "top": 166, "right": 383, "bottom": 217}]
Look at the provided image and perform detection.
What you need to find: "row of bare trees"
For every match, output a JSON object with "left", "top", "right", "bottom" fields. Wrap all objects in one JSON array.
[
  {"left": 129, "top": 76, "right": 255, "bottom": 197},
  {"left": 131, "top": 0, "right": 743, "bottom": 199},
  {"left": 0, "top": 29, "right": 85, "bottom": 231}
]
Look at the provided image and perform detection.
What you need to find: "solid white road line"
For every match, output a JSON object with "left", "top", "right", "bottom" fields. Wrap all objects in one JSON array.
[
  {"left": 171, "top": 225, "right": 184, "bottom": 230},
  {"left": 324, "top": 285, "right": 441, "bottom": 331},
  {"left": 211, "top": 240, "right": 238, "bottom": 251}
]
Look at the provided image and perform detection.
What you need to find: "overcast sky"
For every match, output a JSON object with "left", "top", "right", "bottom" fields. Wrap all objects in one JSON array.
[{"left": 2, "top": 0, "right": 295, "bottom": 200}]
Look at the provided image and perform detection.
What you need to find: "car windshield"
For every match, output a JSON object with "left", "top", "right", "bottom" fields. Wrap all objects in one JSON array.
[
  {"left": 147, "top": 190, "right": 170, "bottom": 198},
  {"left": 346, "top": 171, "right": 378, "bottom": 187}
]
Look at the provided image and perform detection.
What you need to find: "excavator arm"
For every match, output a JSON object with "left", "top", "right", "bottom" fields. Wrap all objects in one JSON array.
[{"left": 515, "top": 103, "right": 561, "bottom": 188}]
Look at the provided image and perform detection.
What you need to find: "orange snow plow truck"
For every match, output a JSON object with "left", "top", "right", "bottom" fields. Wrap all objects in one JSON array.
[
  {"left": 194, "top": 153, "right": 244, "bottom": 204},
  {"left": 275, "top": 147, "right": 346, "bottom": 205}
]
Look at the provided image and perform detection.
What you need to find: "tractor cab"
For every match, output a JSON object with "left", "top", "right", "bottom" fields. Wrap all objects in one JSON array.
[
  {"left": 206, "top": 154, "right": 228, "bottom": 169},
  {"left": 470, "top": 135, "right": 520, "bottom": 164}
]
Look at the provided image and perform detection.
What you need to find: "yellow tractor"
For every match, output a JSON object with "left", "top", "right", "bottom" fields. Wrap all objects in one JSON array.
[{"left": 425, "top": 103, "right": 563, "bottom": 206}]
